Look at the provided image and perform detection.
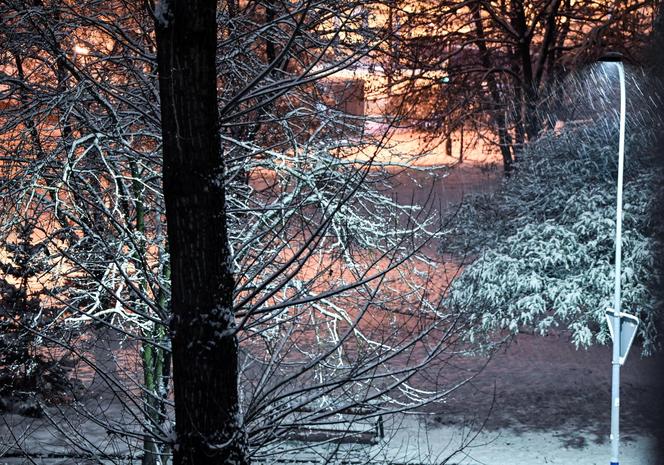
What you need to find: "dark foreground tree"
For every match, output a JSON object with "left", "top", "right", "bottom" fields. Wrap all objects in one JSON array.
[
  {"left": 155, "top": 1, "right": 247, "bottom": 463},
  {"left": 0, "top": 1, "right": 479, "bottom": 463}
]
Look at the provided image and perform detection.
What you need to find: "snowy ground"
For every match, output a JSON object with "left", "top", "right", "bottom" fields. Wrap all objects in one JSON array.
[
  {"left": 382, "top": 332, "right": 664, "bottom": 465},
  {"left": 286, "top": 332, "right": 664, "bottom": 465},
  {"left": 2, "top": 332, "right": 661, "bottom": 464},
  {"left": 383, "top": 420, "right": 658, "bottom": 465}
]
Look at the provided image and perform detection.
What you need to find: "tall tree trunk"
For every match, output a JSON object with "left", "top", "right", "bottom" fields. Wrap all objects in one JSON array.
[
  {"left": 511, "top": 0, "right": 539, "bottom": 140},
  {"left": 471, "top": 2, "right": 514, "bottom": 173},
  {"left": 458, "top": 125, "right": 464, "bottom": 163},
  {"left": 154, "top": 2, "right": 248, "bottom": 464}
]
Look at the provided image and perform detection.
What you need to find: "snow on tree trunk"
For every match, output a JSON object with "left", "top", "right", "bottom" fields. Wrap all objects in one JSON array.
[{"left": 155, "top": 1, "right": 248, "bottom": 464}]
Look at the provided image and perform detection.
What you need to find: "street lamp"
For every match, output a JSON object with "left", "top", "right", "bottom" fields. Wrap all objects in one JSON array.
[{"left": 598, "top": 51, "right": 640, "bottom": 465}]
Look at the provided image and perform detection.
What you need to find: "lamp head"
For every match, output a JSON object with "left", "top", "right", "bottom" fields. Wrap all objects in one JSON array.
[{"left": 598, "top": 51, "right": 624, "bottom": 63}]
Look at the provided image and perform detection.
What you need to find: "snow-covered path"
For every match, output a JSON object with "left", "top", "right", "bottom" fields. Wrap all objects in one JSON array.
[
  {"left": 383, "top": 332, "right": 664, "bottom": 465},
  {"left": 385, "top": 421, "right": 658, "bottom": 465}
]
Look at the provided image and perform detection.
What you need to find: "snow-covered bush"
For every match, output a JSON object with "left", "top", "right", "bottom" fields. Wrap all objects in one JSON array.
[{"left": 442, "top": 79, "right": 663, "bottom": 353}]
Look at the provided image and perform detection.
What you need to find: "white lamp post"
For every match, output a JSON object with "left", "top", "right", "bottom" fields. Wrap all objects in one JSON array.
[{"left": 598, "top": 51, "right": 639, "bottom": 465}]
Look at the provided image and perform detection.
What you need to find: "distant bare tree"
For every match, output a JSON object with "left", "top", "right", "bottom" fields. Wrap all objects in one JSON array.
[{"left": 374, "top": 0, "right": 657, "bottom": 172}]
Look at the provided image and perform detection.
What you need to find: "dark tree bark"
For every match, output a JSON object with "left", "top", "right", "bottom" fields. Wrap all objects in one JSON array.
[
  {"left": 510, "top": 0, "right": 539, "bottom": 140},
  {"left": 471, "top": 1, "right": 514, "bottom": 174},
  {"left": 155, "top": 2, "right": 248, "bottom": 464}
]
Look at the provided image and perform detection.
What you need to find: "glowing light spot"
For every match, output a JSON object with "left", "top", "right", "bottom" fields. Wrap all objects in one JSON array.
[{"left": 73, "top": 45, "right": 90, "bottom": 55}]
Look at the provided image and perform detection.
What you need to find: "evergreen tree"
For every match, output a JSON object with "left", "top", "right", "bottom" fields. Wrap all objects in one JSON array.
[
  {"left": 0, "top": 219, "right": 63, "bottom": 409},
  {"left": 442, "top": 66, "right": 664, "bottom": 353}
]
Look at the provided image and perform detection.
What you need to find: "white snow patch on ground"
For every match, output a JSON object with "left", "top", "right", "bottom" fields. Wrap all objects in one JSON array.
[{"left": 376, "top": 417, "right": 658, "bottom": 464}]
